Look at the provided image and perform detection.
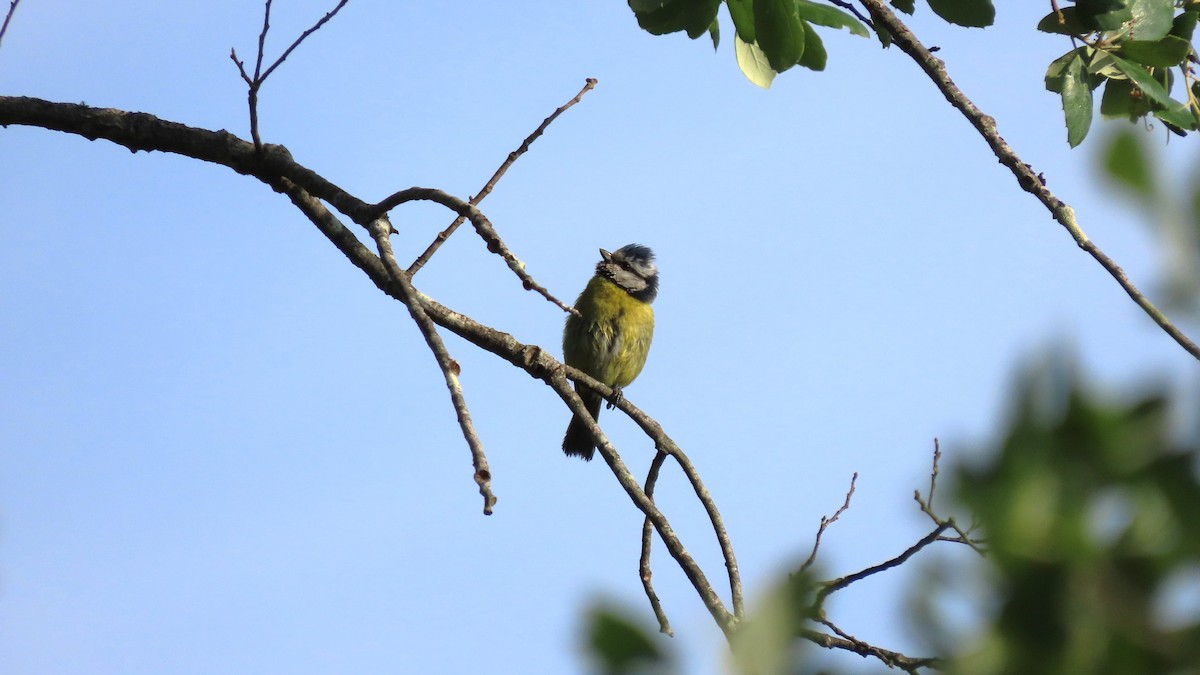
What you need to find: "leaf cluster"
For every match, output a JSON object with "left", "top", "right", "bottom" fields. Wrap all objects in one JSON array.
[
  {"left": 1042, "top": 0, "right": 1200, "bottom": 146},
  {"left": 627, "top": 0, "right": 998, "bottom": 87}
]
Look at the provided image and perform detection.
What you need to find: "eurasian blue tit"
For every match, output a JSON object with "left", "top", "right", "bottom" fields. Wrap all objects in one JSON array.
[{"left": 561, "top": 244, "right": 658, "bottom": 460}]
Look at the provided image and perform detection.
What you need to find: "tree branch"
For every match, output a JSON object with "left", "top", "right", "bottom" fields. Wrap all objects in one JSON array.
[
  {"left": 373, "top": 186, "right": 578, "bottom": 315},
  {"left": 639, "top": 451, "right": 674, "bottom": 636},
  {"left": 367, "top": 217, "right": 497, "bottom": 515},
  {"left": 800, "top": 627, "right": 941, "bottom": 672},
  {"left": 856, "top": 0, "right": 1200, "bottom": 361}
]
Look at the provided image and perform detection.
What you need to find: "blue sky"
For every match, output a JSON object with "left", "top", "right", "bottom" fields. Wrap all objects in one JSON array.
[{"left": 2, "top": 2, "right": 1196, "bottom": 674}]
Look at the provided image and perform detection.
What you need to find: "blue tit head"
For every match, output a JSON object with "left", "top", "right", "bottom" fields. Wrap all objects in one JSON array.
[{"left": 598, "top": 244, "right": 658, "bottom": 303}]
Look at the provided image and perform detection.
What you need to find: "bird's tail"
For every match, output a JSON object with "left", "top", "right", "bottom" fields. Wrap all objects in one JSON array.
[{"left": 562, "top": 389, "right": 603, "bottom": 461}]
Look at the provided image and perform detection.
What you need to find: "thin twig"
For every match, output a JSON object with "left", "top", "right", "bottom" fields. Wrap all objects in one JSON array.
[
  {"left": 366, "top": 216, "right": 497, "bottom": 515},
  {"left": 914, "top": 439, "right": 986, "bottom": 553},
  {"left": 802, "top": 625, "right": 940, "bottom": 673},
  {"left": 817, "top": 523, "right": 950, "bottom": 602},
  {"left": 375, "top": 186, "right": 580, "bottom": 315},
  {"left": 828, "top": 0, "right": 874, "bottom": 30},
  {"left": 857, "top": 0, "right": 1200, "bottom": 361},
  {"left": 799, "top": 472, "right": 858, "bottom": 572},
  {"left": 259, "top": 0, "right": 350, "bottom": 82},
  {"left": 408, "top": 78, "right": 598, "bottom": 276},
  {"left": 232, "top": 0, "right": 350, "bottom": 151},
  {"left": 253, "top": 0, "right": 273, "bottom": 81},
  {"left": 0, "top": 0, "right": 22, "bottom": 49},
  {"left": 639, "top": 451, "right": 674, "bottom": 636}
]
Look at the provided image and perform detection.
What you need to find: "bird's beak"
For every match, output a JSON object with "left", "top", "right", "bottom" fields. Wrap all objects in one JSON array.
[{"left": 599, "top": 248, "right": 612, "bottom": 261}]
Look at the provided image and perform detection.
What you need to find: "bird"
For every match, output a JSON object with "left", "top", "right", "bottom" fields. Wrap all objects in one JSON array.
[{"left": 561, "top": 244, "right": 658, "bottom": 460}]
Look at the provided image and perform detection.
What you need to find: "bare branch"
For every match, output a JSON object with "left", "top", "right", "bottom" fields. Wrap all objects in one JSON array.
[
  {"left": 0, "top": 0, "right": 22, "bottom": 49},
  {"left": 914, "top": 439, "right": 985, "bottom": 552},
  {"left": 367, "top": 218, "right": 496, "bottom": 515},
  {"left": 640, "top": 451, "right": 673, "bottom": 636},
  {"left": 231, "top": 0, "right": 351, "bottom": 151},
  {"left": 801, "top": 626, "right": 940, "bottom": 673},
  {"left": 571, "top": 365, "right": 743, "bottom": 620},
  {"left": 818, "top": 523, "right": 949, "bottom": 603},
  {"left": 799, "top": 472, "right": 858, "bottom": 572},
  {"left": 408, "top": 78, "right": 599, "bottom": 276},
  {"left": 253, "top": 0, "right": 273, "bottom": 81},
  {"left": 856, "top": 0, "right": 1200, "bottom": 361}
]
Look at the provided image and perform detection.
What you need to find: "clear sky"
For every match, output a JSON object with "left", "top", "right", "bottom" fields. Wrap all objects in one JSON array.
[{"left": 1, "top": 2, "right": 1196, "bottom": 674}]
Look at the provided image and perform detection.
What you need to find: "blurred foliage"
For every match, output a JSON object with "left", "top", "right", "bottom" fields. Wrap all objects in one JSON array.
[
  {"left": 584, "top": 603, "right": 675, "bottom": 674},
  {"left": 1098, "top": 126, "right": 1200, "bottom": 312},
  {"left": 924, "top": 359, "right": 1200, "bottom": 674}
]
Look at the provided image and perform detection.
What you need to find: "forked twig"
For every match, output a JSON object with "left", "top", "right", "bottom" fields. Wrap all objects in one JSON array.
[
  {"left": 374, "top": 186, "right": 579, "bottom": 315},
  {"left": 914, "top": 439, "right": 984, "bottom": 552},
  {"left": 408, "top": 78, "right": 598, "bottom": 276},
  {"left": 231, "top": 0, "right": 350, "bottom": 150}
]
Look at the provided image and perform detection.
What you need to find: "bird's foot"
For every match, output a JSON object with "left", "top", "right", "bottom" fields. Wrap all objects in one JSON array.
[{"left": 606, "top": 387, "right": 624, "bottom": 409}]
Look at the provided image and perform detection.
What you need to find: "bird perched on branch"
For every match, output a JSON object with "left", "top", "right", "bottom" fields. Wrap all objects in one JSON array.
[{"left": 562, "top": 244, "right": 658, "bottom": 460}]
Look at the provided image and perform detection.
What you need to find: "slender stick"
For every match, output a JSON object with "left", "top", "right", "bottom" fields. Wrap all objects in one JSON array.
[
  {"left": 366, "top": 219, "right": 497, "bottom": 515},
  {"left": 408, "top": 78, "right": 598, "bottom": 276},
  {"left": 799, "top": 473, "right": 858, "bottom": 572},
  {"left": 0, "top": 0, "right": 22, "bottom": 49},
  {"left": 639, "top": 452, "right": 674, "bottom": 635}
]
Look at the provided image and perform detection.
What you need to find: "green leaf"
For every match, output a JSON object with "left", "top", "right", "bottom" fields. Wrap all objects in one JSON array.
[
  {"left": 1170, "top": 10, "right": 1199, "bottom": 41},
  {"left": 1075, "top": 0, "right": 1133, "bottom": 30},
  {"left": 927, "top": 0, "right": 995, "bottom": 27},
  {"left": 1061, "top": 52, "right": 1094, "bottom": 147},
  {"left": 755, "top": 0, "right": 806, "bottom": 72},
  {"left": 891, "top": 0, "right": 915, "bottom": 14},
  {"left": 1102, "top": 129, "right": 1154, "bottom": 197},
  {"left": 630, "top": 0, "right": 722, "bottom": 39},
  {"left": 730, "top": 572, "right": 816, "bottom": 675},
  {"left": 1100, "top": 77, "right": 1155, "bottom": 118},
  {"left": 1127, "top": 0, "right": 1174, "bottom": 41},
  {"left": 797, "top": 19, "right": 827, "bottom": 70},
  {"left": 794, "top": 0, "right": 869, "bottom": 37},
  {"left": 1037, "top": 7, "right": 1090, "bottom": 35},
  {"left": 1154, "top": 101, "right": 1197, "bottom": 132},
  {"left": 876, "top": 21, "right": 893, "bottom": 47},
  {"left": 1108, "top": 53, "right": 1176, "bottom": 108},
  {"left": 727, "top": 0, "right": 756, "bottom": 43},
  {"left": 1119, "top": 36, "right": 1192, "bottom": 67},
  {"left": 1046, "top": 48, "right": 1087, "bottom": 93},
  {"left": 709, "top": 18, "right": 720, "bottom": 50},
  {"left": 585, "top": 606, "right": 665, "bottom": 674},
  {"left": 735, "top": 34, "right": 776, "bottom": 87}
]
